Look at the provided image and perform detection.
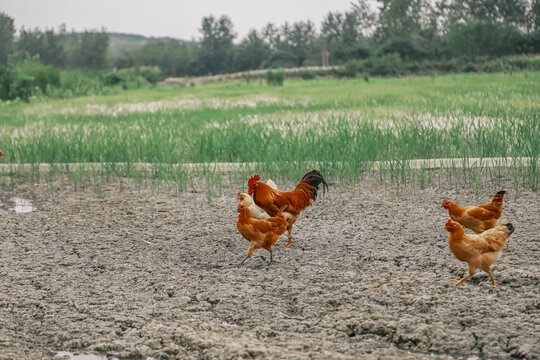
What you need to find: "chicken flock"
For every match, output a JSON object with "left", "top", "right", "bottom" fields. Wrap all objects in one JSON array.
[
  {"left": 442, "top": 191, "right": 513, "bottom": 286},
  {"left": 237, "top": 169, "right": 515, "bottom": 287},
  {"left": 237, "top": 170, "right": 328, "bottom": 266},
  {"left": 0, "top": 146, "right": 516, "bottom": 287}
]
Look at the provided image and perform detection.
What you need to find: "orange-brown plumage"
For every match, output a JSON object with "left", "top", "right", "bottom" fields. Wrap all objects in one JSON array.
[
  {"left": 236, "top": 203, "right": 288, "bottom": 266},
  {"left": 248, "top": 170, "right": 328, "bottom": 247},
  {"left": 445, "top": 219, "right": 514, "bottom": 286},
  {"left": 442, "top": 191, "right": 506, "bottom": 234}
]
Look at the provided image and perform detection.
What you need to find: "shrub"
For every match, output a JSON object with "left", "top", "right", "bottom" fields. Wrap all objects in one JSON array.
[
  {"left": 0, "top": 63, "right": 34, "bottom": 102},
  {"left": 504, "top": 55, "right": 540, "bottom": 71},
  {"left": 137, "top": 66, "right": 164, "bottom": 84},
  {"left": 482, "top": 59, "right": 504, "bottom": 73},
  {"left": 0, "top": 65, "right": 13, "bottom": 100},
  {"left": 266, "top": 68, "right": 284, "bottom": 86},
  {"left": 105, "top": 68, "right": 154, "bottom": 89},
  {"left": 404, "top": 61, "right": 420, "bottom": 74},
  {"left": 378, "top": 38, "right": 427, "bottom": 61},
  {"left": 104, "top": 71, "right": 123, "bottom": 86},
  {"left": 300, "top": 70, "right": 316, "bottom": 80},
  {"left": 60, "top": 70, "right": 106, "bottom": 97},
  {"left": 335, "top": 59, "right": 364, "bottom": 78},
  {"left": 15, "top": 57, "right": 60, "bottom": 93},
  {"left": 9, "top": 73, "right": 34, "bottom": 102},
  {"left": 463, "top": 63, "right": 477, "bottom": 72},
  {"left": 370, "top": 53, "right": 404, "bottom": 76},
  {"left": 0, "top": 55, "right": 61, "bottom": 100}
]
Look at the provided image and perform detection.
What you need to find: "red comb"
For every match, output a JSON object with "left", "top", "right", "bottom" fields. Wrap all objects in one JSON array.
[
  {"left": 0, "top": 151, "right": 3, "bottom": 157},
  {"left": 237, "top": 191, "right": 242, "bottom": 199},
  {"left": 248, "top": 175, "right": 260, "bottom": 187},
  {"left": 446, "top": 219, "right": 452, "bottom": 225}
]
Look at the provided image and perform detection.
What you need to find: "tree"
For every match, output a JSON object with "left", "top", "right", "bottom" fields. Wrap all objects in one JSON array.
[
  {"left": 116, "top": 40, "right": 198, "bottom": 77},
  {"left": 261, "top": 23, "right": 281, "bottom": 51},
  {"left": 40, "top": 28, "right": 66, "bottom": 67},
  {"left": 198, "top": 15, "right": 236, "bottom": 75},
  {"left": 375, "top": 0, "right": 424, "bottom": 41},
  {"left": 441, "top": 0, "right": 532, "bottom": 57},
  {"left": 65, "top": 29, "right": 109, "bottom": 69},
  {"left": 279, "top": 20, "right": 317, "bottom": 67},
  {"left": 442, "top": 0, "right": 530, "bottom": 29},
  {"left": 229, "top": 30, "right": 270, "bottom": 71},
  {"left": 17, "top": 27, "right": 43, "bottom": 57},
  {"left": 529, "top": 0, "right": 540, "bottom": 31},
  {"left": 0, "top": 12, "right": 15, "bottom": 65},
  {"left": 363, "top": 0, "right": 438, "bottom": 61},
  {"left": 350, "top": 0, "right": 379, "bottom": 37},
  {"left": 17, "top": 26, "right": 66, "bottom": 67},
  {"left": 322, "top": 11, "right": 370, "bottom": 63}
]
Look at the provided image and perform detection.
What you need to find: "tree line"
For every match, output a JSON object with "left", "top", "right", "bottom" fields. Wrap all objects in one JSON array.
[{"left": 0, "top": 0, "right": 539, "bottom": 79}]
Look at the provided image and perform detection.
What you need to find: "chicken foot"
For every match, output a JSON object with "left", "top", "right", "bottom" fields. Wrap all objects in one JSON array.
[
  {"left": 450, "top": 265, "right": 479, "bottom": 286},
  {"left": 238, "top": 255, "right": 268, "bottom": 266},
  {"left": 280, "top": 228, "right": 294, "bottom": 247},
  {"left": 449, "top": 276, "right": 473, "bottom": 286},
  {"left": 484, "top": 267, "right": 501, "bottom": 286}
]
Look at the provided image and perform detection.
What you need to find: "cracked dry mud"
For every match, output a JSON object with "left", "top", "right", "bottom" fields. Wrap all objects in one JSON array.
[{"left": 0, "top": 175, "right": 539, "bottom": 359}]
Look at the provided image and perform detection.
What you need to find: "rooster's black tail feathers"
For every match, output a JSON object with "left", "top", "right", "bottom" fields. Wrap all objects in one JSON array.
[{"left": 301, "top": 170, "right": 329, "bottom": 198}]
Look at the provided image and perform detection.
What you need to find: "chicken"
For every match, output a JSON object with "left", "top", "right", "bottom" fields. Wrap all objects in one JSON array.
[
  {"left": 445, "top": 219, "right": 514, "bottom": 286},
  {"left": 248, "top": 170, "right": 328, "bottom": 247},
  {"left": 265, "top": 179, "right": 277, "bottom": 190},
  {"left": 442, "top": 191, "right": 507, "bottom": 234},
  {"left": 0, "top": 151, "right": 3, "bottom": 157},
  {"left": 236, "top": 203, "right": 288, "bottom": 266},
  {"left": 237, "top": 179, "right": 278, "bottom": 220},
  {"left": 237, "top": 192, "right": 270, "bottom": 219}
]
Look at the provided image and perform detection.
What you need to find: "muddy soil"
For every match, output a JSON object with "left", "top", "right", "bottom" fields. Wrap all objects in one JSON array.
[{"left": 0, "top": 175, "right": 538, "bottom": 360}]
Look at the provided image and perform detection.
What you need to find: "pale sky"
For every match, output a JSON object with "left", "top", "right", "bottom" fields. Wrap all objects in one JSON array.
[{"left": 1, "top": 0, "right": 357, "bottom": 40}]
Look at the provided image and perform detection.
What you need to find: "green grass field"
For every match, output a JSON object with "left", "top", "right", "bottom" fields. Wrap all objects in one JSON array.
[{"left": 0, "top": 72, "right": 538, "bottom": 193}]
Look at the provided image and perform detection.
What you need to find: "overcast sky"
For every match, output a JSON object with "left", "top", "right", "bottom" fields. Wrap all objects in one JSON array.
[{"left": 2, "top": 0, "right": 357, "bottom": 41}]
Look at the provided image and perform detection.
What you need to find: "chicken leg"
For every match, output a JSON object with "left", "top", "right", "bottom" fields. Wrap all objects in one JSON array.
[
  {"left": 265, "top": 250, "right": 273, "bottom": 266},
  {"left": 280, "top": 227, "right": 294, "bottom": 247},
  {"left": 238, "top": 243, "right": 257, "bottom": 267},
  {"left": 238, "top": 255, "right": 251, "bottom": 267},
  {"left": 450, "top": 266, "right": 476, "bottom": 286},
  {"left": 484, "top": 266, "right": 501, "bottom": 286}
]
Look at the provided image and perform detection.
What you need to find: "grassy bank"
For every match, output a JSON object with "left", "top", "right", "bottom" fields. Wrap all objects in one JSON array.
[{"left": 0, "top": 72, "right": 538, "bottom": 193}]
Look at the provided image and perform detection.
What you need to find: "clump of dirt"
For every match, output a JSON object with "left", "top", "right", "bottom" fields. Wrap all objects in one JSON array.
[{"left": 0, "top": 175, "right": 538, "bottom": 359}]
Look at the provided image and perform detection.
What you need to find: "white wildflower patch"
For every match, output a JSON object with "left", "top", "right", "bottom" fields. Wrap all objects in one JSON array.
[
  {"left": 23, "top": 95, "right": 306, "bottom": 117},
  {"left": 218, "top": 109, "right": 505, "bottom": 138}
]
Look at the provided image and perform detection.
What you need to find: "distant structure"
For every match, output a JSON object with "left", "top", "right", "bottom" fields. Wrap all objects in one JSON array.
[
  {"left": 321, "top": 48, "right": 330, "bottom": 67},
  {"left": 159, "top": 66, "right": 339, "bottom": 87}
]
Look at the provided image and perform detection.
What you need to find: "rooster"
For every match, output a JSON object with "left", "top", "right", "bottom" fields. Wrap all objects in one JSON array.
[
  {"left": 248, "top": 170, "right": 328, "bottom": 247},
  {"left": 236, "top": 203, "right": 288, "bottom": 266},
  {"left": 445, "top": 219, "right": 514, "bottom": 286},
  {"left": 237, "top": 179, "right": 278, "bottom": 220},
  {"left": 442, "top": 191, "right": 506, "bottom": 234}
]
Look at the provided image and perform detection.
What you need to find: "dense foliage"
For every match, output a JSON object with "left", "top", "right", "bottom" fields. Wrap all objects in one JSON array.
[
  {"left": 113, "top": 0, "right": 539, "bottom": 76},
  {"left": 0, "top": 0, "right": 538, "bottom": 101}
]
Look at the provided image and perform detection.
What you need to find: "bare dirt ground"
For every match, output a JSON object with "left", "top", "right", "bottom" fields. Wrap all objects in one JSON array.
[{"left": 0, "top": 174, "right": 539, "bottom": 360}]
